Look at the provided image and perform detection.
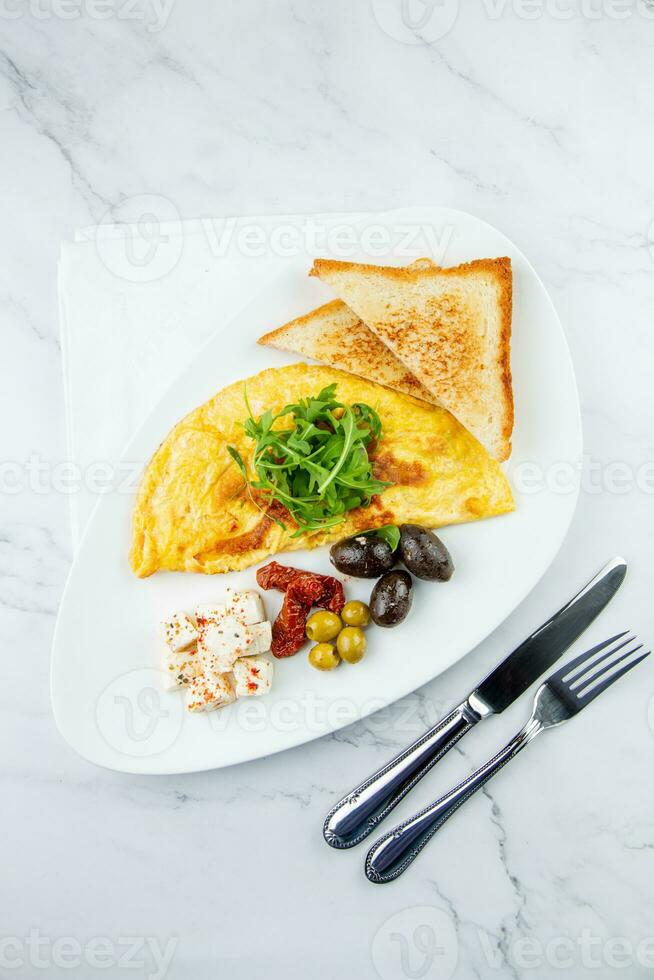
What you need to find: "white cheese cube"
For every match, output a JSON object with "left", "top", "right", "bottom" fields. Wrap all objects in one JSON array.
[
  {"left": 198, "top": 615, "right": 248, "bottom": 674},
  {"left": 226, "top": 590, "right": 266, "bottom": 625},
  {"left": 186, "top": 672, "right": 236, "bottom": 713},
  {"left": 162, "top": 645, "right": 200, "bottom": 690},
  {"left": 233, "top": 655, "right": 273, "bottom": 697},
  {"left": 160, "top": 611, "right": 198, "bottom": 653},
  {"left": 242, "top": 620, "right": 272, "bottom": 656},
  {"left": 194, "top": 603, "right": 227, "bottom": 629}
]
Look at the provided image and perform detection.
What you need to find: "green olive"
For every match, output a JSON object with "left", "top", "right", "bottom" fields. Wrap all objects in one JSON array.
[
  {"left": 341, "top": 600, "right": 371, "bottom": 628},
  {"left": 308, "top": 643, "right": 340, "bottom": 671},
  {"left": 336, "top": 627, "right": 366, "bottom": 664},
  {"left": 306, "top": 610, "right": 342, "bottom": 642}
]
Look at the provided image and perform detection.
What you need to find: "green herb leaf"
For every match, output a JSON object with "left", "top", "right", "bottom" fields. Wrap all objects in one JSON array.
[
  {"left": 226, "top": 384, "right": 393, "bottom": 534},
  {"left": 362, "top": 524, "right": 401, "bottom": 552},
  {"left": 227, "top": 445, "right": 248, "bottom": 479}
]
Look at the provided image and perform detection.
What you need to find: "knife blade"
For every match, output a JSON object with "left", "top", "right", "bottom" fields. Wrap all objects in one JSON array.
[
  {"left": 323, "top": 557, "right": 627, "bottom": 849},
  {"left": 470, "top": 556, "right": 627, "bottom": 715}
]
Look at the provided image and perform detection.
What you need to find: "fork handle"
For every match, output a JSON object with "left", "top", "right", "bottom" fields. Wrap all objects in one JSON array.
[
  {"left": 323, "top": 699, "right": 482, "bottom": 849},
  {"left": 365, "top": 718, "right": 543, "bottom": 883}
]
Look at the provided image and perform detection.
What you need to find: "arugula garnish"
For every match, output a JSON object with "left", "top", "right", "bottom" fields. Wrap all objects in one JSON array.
[
  {"left": 361, "top": 524, "right": 401, "bottom": 552},
  {"left": 227, "top": 383, "right": 392, "bottom": 536}
]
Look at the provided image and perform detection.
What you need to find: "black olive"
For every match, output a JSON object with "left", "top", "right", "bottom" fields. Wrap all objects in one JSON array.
[
  {"left": 370, "top": 570, "right": 413, "bottom": 627},
  {"left": 329, "top": 534, "right": 396, "bottom": 579},
  {"left": 399, "top": 524, "right": 454, "bottom": 581}
]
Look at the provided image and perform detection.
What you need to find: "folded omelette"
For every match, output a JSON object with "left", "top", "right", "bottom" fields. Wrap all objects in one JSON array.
[{"left": 130, "top": 364, "right": 514, "bottom": 577}]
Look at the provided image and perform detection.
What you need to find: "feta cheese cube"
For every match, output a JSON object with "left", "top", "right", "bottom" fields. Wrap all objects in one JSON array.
[
  {"left": 242, "top": 620, "right": 272, "bottom": 656},
  {"left": 162, "top": 645, "right": 200, "bottom": 690},
  {"left": 186, "top": 672, "right": 236, "bottom": 713},
  {"left": 194, "top": 603, "right": 227, "bottom": 629},
  {"left": 198, "top": 615, "right": 248, "bottom": 674},
  {"left": 233, "top": 655, "right": 273, "bottom": 697},
  {"left": 225, "top": 590, "right": 266, "bottom": 625},
  {"left": 160, "top": 611, "right": 198, "bottom": 653}
]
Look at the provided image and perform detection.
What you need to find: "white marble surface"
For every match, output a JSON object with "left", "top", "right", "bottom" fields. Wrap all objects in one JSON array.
[{"left": 2, "top": 2, "right": 654, "bottom": 978}]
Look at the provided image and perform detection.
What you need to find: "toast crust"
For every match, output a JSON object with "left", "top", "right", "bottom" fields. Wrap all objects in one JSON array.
[
  {"left": 494, "top": 258, "right": 514, "bottom": 453},
  {"left": 311, "top": 256, "right": 505, "bottom": 283}
]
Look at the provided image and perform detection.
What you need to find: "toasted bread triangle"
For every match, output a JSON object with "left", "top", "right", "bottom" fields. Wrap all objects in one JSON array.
[
  {"left": 309, "top": 257, "right": 513, "bottom": 460},
  {"left": 258, "top": 259, "right": 441, "bottom": 408},
  {"left": 258, "top": 299, "right": 440, "bottom": 405}
]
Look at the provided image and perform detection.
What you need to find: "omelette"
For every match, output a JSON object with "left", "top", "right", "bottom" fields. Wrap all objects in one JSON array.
[{"left": 130, "top": 364, "right": 514, "bottom": 577}]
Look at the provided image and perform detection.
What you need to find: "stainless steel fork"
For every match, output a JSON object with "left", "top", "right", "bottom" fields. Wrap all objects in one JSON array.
[{"left": 365, "top": 632, "right": 649, "bottom": 883}]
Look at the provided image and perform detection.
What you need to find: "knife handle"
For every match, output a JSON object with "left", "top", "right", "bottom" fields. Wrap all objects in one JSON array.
[
  {"left": 365, "top": 718, "right": 542, "bottom": 883},
  {"left": 323, "top": 699, "right": 482, "bottom": 849}
]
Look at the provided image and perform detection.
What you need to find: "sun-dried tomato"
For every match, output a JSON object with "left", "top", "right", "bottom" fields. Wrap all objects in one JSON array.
[
  {"left": 256, "top": 561, "right": 297, "bottom": 593},
  {"left": 270, "top": 590, "right": 313, "bottom": 658},
  {"left": 257, "top": 562, "right": 346, "bottom": 658},
  {"left": 257, "top": 561, "right": 345, "bottom": 612}
]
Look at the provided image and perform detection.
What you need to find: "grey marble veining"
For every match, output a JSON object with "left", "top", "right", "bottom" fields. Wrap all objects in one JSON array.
[{"left": 2, "top": 2, "right": 654, "bottom": 978}]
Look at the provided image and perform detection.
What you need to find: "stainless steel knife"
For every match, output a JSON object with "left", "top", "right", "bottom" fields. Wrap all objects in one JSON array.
[{"left": 323, "top": 557, "right": 627, "bottom": 849}]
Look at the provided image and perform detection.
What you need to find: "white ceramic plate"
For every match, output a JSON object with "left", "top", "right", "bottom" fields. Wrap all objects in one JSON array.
[{"left": 52, "top": 206, "right": 581, "bottom": 774}]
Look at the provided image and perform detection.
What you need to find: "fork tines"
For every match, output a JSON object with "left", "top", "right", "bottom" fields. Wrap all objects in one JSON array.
[{"left": 551, "top": 631, "right": 649, "bottom": 706}]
